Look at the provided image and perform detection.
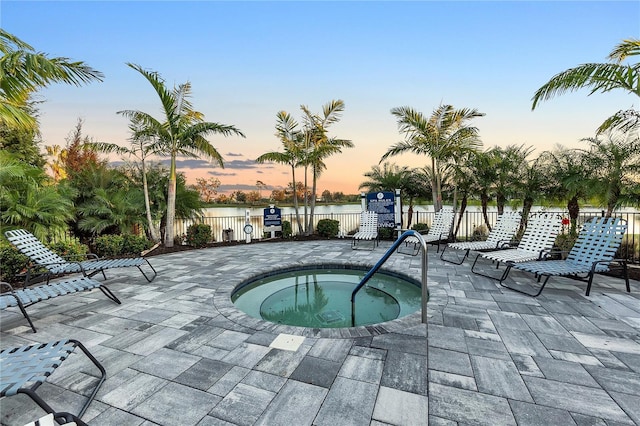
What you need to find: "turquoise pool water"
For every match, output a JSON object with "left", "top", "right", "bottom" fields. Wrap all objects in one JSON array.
[{"left": 231, "top": 265, "right": 423, "bottom": 328}]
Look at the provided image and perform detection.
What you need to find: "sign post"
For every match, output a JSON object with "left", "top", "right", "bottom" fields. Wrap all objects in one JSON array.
[
  {"left": 244, "top": 209, "right": 253, "bottom": 243},
  {"left": 263, "top": 205, "right": 282, "bottom": 238}
]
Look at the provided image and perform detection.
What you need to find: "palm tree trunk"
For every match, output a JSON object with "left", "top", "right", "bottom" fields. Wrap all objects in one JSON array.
[
  {"left": 303, "top": 164, "right": 309, "bottom": 235},
  {"left": 481, "top": 192, "right": 491, "bottom": 231},
  {"left": 142, "top": 157, "right": 160, "bottom": 242},
  {"left": 308, "top": 166, "right": 318, "bottom": 234},
  {"left": 454, "top": 194, "right": 468, "bottom": 238},
  {"left": 519, "top": 196, "right": 534, "bottom": 239},
  {"left": 496, "top": 194, "right": 506, "bottom": 216},
  {"left": 164, "top": 156, "right": 177, "bottom": 247},
  {"left": 568, "top": 196, "right": 580, "bottom": 235},
  {"left": 407, "top": 198, "right": 414, "bottom": 228},
  {"left": 291, "top": 166, "right": 303, "bottom": 234},
  {"left": 430, "top": 158, "right": 439, "bottom": 210}
]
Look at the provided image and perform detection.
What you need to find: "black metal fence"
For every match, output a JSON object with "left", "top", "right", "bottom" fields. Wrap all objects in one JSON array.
[{"left": 175, "top": 209, "right": 640, "bottom": 264}]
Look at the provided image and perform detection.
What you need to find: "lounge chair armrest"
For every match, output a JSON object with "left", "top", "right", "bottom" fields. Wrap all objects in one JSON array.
[
  {"left": 495, "top": 239, "right": 517, "bottom": 249},
  {"left": 499, "top": 240, "right": 520, "bottom": 249},
  {"left": 544, "top": 249, "right": 570, "bottom": 259},
  {"left": 62, "top": 253, "right": 100, "bottom": 261},
  {"left": 591, "top": 258, "right": 628, "bottom": 271},
  {"left": 0, "top": 281, "right": 16, "bottom": 293},
  {"left": 537, "top": 248, "right": 555, "bottom": 260}
]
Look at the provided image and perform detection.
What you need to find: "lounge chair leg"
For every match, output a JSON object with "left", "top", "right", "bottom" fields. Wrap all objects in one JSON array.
[
  {"left": 440, "top": 246, "right": 469, "bottom": 265},
  {"left": 620, "top": 260, "right": 630, "bottom": 293},
  {"left": 584, "top": 272, "right": 594, "bottom": 296},
  {"left": 16, "top": 298, "right": 37, "bottom": 333},
  {"left": 98, "top": 285, "right": 121, "bottom": 304},
  {"left": 138, "top": 259, "right": 158, "bottom": 282},
  {"left": 499, "top": 273, "right": 550, "bottom": 297},
  {"left": 69, "top": 339, "right": 106, "bottom": 417}
]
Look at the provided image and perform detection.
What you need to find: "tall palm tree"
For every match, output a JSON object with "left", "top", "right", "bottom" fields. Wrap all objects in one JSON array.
[
  {"left": 0, "top": 29, "right": 104, "bottom": 132},
  {"left": 256, "top": 111, "right": 305, "bottom": 234},
  {"left": 382, "top": 104, "right": 484, "bottom": 211},
  {"left": 120, "top": 63, "right": 244, "bottom": 247},
  {"left": 86, "top": 117, "right": 161, "bottom": 242},
  {"left": 300, "top": 100, "right": 353, "bottom": 234},
  {"left": 532, "top": 38, "right": 640, "bottom": 135}
]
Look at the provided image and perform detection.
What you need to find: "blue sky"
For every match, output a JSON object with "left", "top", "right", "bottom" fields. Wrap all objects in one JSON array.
[{"left": 2, "top": 1, "right": 639, "bottom": 194}]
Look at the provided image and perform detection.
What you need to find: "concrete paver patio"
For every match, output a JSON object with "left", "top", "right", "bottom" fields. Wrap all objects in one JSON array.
[{"left": 1, "top": 240, "right": 639, "bottom": 425}]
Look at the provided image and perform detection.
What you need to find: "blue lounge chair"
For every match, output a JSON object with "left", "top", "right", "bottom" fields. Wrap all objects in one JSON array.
[
  {"left": 1, "top": 277, "right": 120, "bottom": 333},
  {"left": 5, "top": 229, "right": 157, "bottom": 283},
  {"left": 1, "top": 339, "right": 105, "bottom": 421},
  {"left": 502, "top": 217, "right": 630, "bottom": 297}
]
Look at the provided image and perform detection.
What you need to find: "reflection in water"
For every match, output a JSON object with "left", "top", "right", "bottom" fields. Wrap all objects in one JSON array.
[{"left": 233, "top": 267, "right": 423, "bottom": 328}]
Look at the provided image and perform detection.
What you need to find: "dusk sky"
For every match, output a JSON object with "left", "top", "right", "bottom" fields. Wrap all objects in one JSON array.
[{"left": 2, "top": 1, "right": 639, "bottom": 195}]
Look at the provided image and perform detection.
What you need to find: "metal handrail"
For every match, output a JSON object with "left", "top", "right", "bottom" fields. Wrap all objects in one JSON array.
[{"left": 350, "top": 230, "right": 429, "bottom": 326}]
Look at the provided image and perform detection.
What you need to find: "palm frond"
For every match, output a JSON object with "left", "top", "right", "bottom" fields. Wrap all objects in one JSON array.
[
  {"left": 532, "top": 63, "right": 640, "bottom": 109},
  {"left": 609, "top": 38, "right": 640, "bottom": 63}
]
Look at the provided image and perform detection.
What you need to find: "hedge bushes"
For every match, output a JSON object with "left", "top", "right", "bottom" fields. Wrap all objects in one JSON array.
[
  {"left": 0, "top": 238, "right": 96, "bottom": 283},
  {"left": 317, "top": 219, "right": 340, "bottom": 238},
  {"left": 94, "top": 234, "right": 153, "bottom": 257},
  {"left": 186, "top": 224, "right": 212, "bottom": 248},
  {"left": 0, "top": 240, "right": 29, "bottom": 282}
]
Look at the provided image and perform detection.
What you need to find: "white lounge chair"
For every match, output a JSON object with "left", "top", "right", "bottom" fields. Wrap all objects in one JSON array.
[
  {"left": 399, "top": 206, "right": 455, "bottom": 255},
  {"left": 5, "top": 229, "right": 157, "bottom": 283},
  {"left": 503, "top": 217, "right": 630, "bottom": 297},
  {"left": 471, "top": 212, "right": 562, "bottom": 281},
  {"left": 440, "top": 211, "right": 522, "bottom": 264},
  {"left": 352, "top": 211, "right": 379, "bottom": 250}
]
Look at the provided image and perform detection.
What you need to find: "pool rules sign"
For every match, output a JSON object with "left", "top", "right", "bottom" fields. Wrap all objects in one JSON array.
[
  {"left": 264, "top": 205, "right": 282, "bottom": 237},
  {"left": 363, "top": 189, "right": 402, "bottom": 237}
]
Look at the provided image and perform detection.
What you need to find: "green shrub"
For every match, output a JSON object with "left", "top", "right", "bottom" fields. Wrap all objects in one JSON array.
[
  {"left": 281, "top": 220, "right": 292, "bottom": 238},
  {"left": 48, "top": 240, "right": 88, "bottom": 258},
  {"left": 186, "top": 224, "right": 212, "bottom": 248},
  {"left": 122, "top": 234, "right": 153, "bottom": 255},
  {"left": 317, "top": 219, "right": 339, "bottom": 238},
  {"left": 411, "top": 223, "right": 429, "bottom": 233},
  {"left": 553, "top": 233, "right": 578, "bottom": 259},
  {"left": 471, "top": 224, "right": 488, "bottom": 241},
  {"left": 378, "top": 227, "right": 394, "bottom": 240},
  {"left": 94, "top": 234, "right": 124, "bottom": 257},
  {"left": 0, "top": 240, "right": 29, "bottom": 283}
]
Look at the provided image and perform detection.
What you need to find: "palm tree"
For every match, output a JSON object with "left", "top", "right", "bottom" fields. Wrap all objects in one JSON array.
[
  {"left": 532, "top": 38, "right": 640, "bottom": 135},
  {"left": 467, "top": 149, "right": 498, "bottom": 230},
  {"left": 359, "top": 162, "right": 410, "bottom": 193},
  {"left": 45, "top": 144, "right": 68, "bottom": 181},
  {"left": 582, "top": 132, "right": 640, "bottom": 216},
  {"left": 300, "top": 100, "right": 353, "bottom": 234},
  {"left": 382, "top": 104, "right": 484, "bottom": 212},
  {"left": 0, "top": 29, "right": 104, "bottom": 132},
  {"left": 538, "top": 146, "right": 592, "bottom": 235},
  {"left": 490, "top": 145, "right": 533, "bottom": 215},
  {"left": 120, "top": 63, "right": 245, "bottom": 247},
  {"left": 85, "top": 118, "right": 161, "bottom": 242},
  {"left": 359, "top": 162, "right": 429, "bottom": 228},
  {"left": 0, "top": 151, "right": 74, "bottom": 239},
  {"left": 256, "top": 111, "right": 305, "bottom": 234}
]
